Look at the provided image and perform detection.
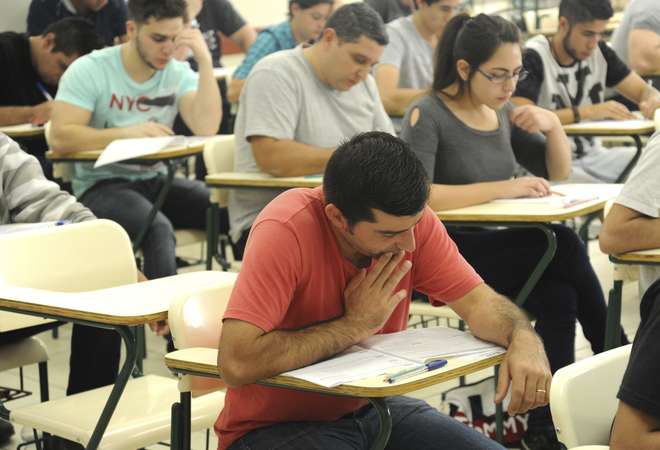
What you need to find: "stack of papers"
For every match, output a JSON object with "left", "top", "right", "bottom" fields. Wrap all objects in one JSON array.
[
  {"left": 282, "top": 327, "right": 505, "bottom": 388},
  {"left": 491, "top": 193, "right": 597, "bottom": 208},
  {"left": 94, "top": 136, "right": 212, "bottom": 168}
]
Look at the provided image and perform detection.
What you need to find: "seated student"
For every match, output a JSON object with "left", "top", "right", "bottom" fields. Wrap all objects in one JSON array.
[
  {"left": 49, "top": 0, "right": 220, "bottom": 393},
  {"left": 229, "top": 3, "right": 394, "bottom": 259},
  {"left": 0, "top": 18, "right": 103, "bottom": 179},
  {"left": 27, "top": 0, "right": 128, "bottom": 46},
  {"left": 0, "top": 132, "right": 95, "bottom": 446},
  {"left": 227, "top": 0, "right": 335, "bottom": 104},
  {"left": 184, "top": 0, "right": 255, "bottom": 134},
  {"left": 365, "top": 0, "right": 413, "bottom": 24},
  {"left": 600, "top": 132, "right": 660, "bottom": 298},
  {"left": 610, "top": 279, "right": 660, "bottom": 450},
  {"left": 611, "top": 0, "right": 660, "bottom": 79},
  {"left": 512, "top": 0, "right": 660, "bottom": 183},
  {"left": 217, "top": 131, "right": 551, "bottom": 450},
  {"left": 374, "top": 0, "right": 460, "bottom": 119},
  {"left": 400, "top": 13, "right": 624, "bottom": 450}
]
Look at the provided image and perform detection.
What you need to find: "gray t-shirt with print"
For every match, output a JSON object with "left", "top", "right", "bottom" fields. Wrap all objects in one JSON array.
[
  {"left": 611, "top": 0, "right": 660, "bottom": 67},
  {"left": 614, "top": 131, "right": 660, "bottom": 296},
  {"left": 229, "top": 46, "right": 395, "bottom": 242}
]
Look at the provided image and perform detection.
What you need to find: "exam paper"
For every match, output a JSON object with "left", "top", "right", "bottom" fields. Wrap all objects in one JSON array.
[
  {"left": 565, "top": 119, "right": 654, "bottom": 131},
  {"left": 94, "top": 136, "right": 211, "bottom": 168}
]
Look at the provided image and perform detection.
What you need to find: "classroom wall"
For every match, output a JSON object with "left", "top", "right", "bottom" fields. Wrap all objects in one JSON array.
[{"left": 0, "top": 0, "right": 30, "bottom": 32}]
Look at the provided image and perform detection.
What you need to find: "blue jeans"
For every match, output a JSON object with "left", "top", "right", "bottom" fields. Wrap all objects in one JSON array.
[{"left": 228, "top": 396, "right": 505, "bottom": 450}]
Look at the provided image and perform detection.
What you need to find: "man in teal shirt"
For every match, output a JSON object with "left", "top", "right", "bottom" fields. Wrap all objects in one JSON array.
[
  {"left": 48, "top": 0, "right": 221, "bottom": 399},
  {"left": 227, "top": 0, "right": 334, "bottom": 103}
]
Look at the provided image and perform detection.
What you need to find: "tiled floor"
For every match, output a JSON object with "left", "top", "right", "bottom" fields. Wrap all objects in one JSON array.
[{"left": 0, "top": 239, "right": 643, "bottom": 449}]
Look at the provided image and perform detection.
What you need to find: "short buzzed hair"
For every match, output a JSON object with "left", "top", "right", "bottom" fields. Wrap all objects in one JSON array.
[
  {"left": 559, "top": 0, "right": 613, "bottom": 24},
  {"left": 128, "top": 0, "right": 188, "bottom": 24},
  {"left": 324, "top": 3, "right": 388, "bottom": 46}
]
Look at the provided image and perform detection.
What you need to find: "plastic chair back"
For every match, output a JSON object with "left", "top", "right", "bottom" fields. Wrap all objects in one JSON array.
[
  {"left": 168, "top": 273, "right": 237, "bottom": 396},
  {"left": 550, "top": 345, "right": 631, "bottom": 448},
  {"left": 202, "top": 135, "right": 234, "bottom": 208}
]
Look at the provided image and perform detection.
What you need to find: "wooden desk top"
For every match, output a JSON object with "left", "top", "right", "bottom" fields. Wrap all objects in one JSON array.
[
  {"left": 437, "top": 183, "right": 622, "bottom": 223},
  {"left": 613, "top": 247, "right": 660, "bottom": 264},
  {"left": 165, "top": 347, "right": 504, "bottom": 398},
  {"left": 206, "top": 172, "right": 323, "bottom": 189},
  {"left": 0, "top": 124, "right": 45, "bottom": 138},
  {"left": 563, "top": 119, "right": 655, "bottom": 136},
  {"left": 0, "top": 271, "right": 234, "bottom": 326},
  {"left": 46, "top": 142, "right": 205, "bottom": 163}
]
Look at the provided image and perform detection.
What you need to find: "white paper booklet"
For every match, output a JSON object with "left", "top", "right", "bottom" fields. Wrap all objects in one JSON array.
[
  {"left": 282, "top": 327, "right": 505, "bottom": 388},
  {"left": 94, "top": 136, "right": 211, "bottom": 168},
  {"left": 0, "top": 221, "right": 69, "bottom": 235}
]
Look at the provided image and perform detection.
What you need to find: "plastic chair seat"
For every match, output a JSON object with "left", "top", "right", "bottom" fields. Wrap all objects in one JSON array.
[
  {"left": 0, "top": 337, "right": 48, "bottom": 371},
  {"left": 175, "top": 229, "right": 206, "bottom": 248},
  {"left": 11, "top": 374, "right": 225, "bottom": 450}
]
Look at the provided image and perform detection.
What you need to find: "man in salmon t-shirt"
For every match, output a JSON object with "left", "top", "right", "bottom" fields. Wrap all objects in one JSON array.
[{"left": 216, "top": 132, "right": 552, "bottom": 450}]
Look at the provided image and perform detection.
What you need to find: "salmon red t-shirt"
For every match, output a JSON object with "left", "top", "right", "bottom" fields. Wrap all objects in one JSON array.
[{"left": 216, "top": 187, "right": 482, "bottom": 449}]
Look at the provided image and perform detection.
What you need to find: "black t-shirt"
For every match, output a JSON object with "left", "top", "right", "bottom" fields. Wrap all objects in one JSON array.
[
  {"left": 196, "top": 0, "right": 246, "bottom": 67},
  {"left": 618, "top": 279, "right": 660, "bottom": 418},
  {"left": 515, "top": 41, "right": 631, "bottom": 103},
  {"left": 27, "top": 0, "right": 127, "bottom": 46},
  {"left": 0, "top": 32, "right": 55, "bottom": 108}
]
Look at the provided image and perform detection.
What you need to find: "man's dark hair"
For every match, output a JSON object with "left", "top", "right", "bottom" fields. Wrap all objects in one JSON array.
[
  {"left": 42, "top": 17, "right": 104, "bottom": 56},
  {"left": 323, "top": 132, "right": 429, "bottom": 226},
  {"left": 559, "top": 0, "right": 613, "bottom": 24},
  {"left": 128, "top": 0, "right": 188, "bottom": 24},
  {"left": 289, "top": 0, "right": 334, "bottom": 13},
  {"left": 323, "top": 3, "right": 388, "bottom": 46}
]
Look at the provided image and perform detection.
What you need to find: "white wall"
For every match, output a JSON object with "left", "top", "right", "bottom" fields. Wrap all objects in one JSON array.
[{"left": 0, "top": 0, "right": 30, "bottom": 32}]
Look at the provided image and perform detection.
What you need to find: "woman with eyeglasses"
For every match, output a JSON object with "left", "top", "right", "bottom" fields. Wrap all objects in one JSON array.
[{"left": 401, "top": 13, "right": 625, "bottom": 449}]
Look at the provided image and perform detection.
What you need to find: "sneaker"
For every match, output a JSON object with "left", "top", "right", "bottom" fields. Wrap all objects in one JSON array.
[
  {"left": 0, "top": 418, "right": 14, "bottom": 445},
  {"left": 521, "top": 425, "right": 566, "bottom": 450}
]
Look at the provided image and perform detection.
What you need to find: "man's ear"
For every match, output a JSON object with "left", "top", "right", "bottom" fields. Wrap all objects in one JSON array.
[
  {"left": 557, "top": 16, "right": 569, "bottom": 35},
  {"left": 325, "top": 203, "right": 350, "bottom": 232},
  {"left": 42, "top": 32, "right": 56, "bottom": 52},
  {"left": 126, "top": 20, "right": 137, "bottom": 40},
  {"left": 319, "top": 27, "right": 337, "bottom": 47}
]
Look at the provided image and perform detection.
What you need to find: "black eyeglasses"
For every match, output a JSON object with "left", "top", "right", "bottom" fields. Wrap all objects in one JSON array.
[{"left": 476, "top": 68, "right": 529, "bottom": 84}]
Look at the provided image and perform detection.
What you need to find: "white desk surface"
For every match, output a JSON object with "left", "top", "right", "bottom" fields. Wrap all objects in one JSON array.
[
  {"left": 206, "top": 172, "right": 323, "bottom": 189},
  {"left": 46, "top": 141, "right": 205, "bottom": 162},
  {"left": 563, "top": 119, "right": 655, "bottom": 136},
  {"left": 165, "top": 347, "right": 504, "bottom": 398},
  {"left": 0, "top": 271, "right": 235, "bottom": 326},
  {"left": 0, "top": 123, "right": 45, "bottom": 138},
  {"left": 437, "top": 183, "right": 622, "bottom": 222}
]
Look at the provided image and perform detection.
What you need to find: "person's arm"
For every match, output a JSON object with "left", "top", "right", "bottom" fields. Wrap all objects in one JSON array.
[
  {"left": 49, "top": 101, "right": 174, "bottom": 153},
  {"left": 228, "top": 24, "right": 257, "bottom": 52},
  {"left": 0, "top": 102, "right": 52, "bottom": 126},
  {"left": 219, "top": 250, "right": 412, "bottom": 387},
  {"left": 374, "top": 64, "right": 426, "bottom": 117},
  {"left": 1, "top": 135, "right": 94, "bottom": 223},
  {"left": 509, "top": 104, "right": 571, "bottom": 180},
  {"left": 615, "top": 72, "right": 660, "bottom": 118},
  {"left": 600, "top": 203, "right": 660, "bottom": 254},
  {"left": 449, "top": 283, "right": 551, "bottom": 415},
  {"left": 628, "top": 29, "right": 660, "bottom": 76},
  {"left": 250, "top": 136, "right": 333, "bottom": 177},
  {"left": 177, "top": 27, "right": 222, "bottom": 135},
  {"left": 611, "top": 401, "right": 660, "bottom": 450},
  {"left": 226, "top": 79, "right": 245, "bottom": 104},
  {"left": 227, "top": 31, "right": 281, "bottom": 104}
]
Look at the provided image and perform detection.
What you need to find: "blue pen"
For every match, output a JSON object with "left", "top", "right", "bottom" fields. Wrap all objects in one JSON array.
[
  {"left": 386, "top": 359, "right": 448, "bottom": 384},
  {"left": 36, "top": 82, "right": 54, "bottom": 101},
  {"left": 55, "top": 220, "right": 70, "bottom": 226}
]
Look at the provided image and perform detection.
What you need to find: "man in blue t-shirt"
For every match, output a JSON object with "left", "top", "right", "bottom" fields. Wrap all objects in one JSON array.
[
  {"left": 49, "top": 0, "right": 222, "bottom": 401},
  {"left": 27, "top": 0, "right": 128, "bottom": 46}
]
